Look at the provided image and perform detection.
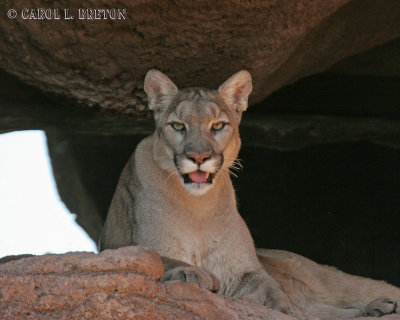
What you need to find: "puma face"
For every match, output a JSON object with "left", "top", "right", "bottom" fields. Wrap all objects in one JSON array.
[
  {"left": 167, "top": 97, "right": 229, "bottom": 195},
  {"left": 144, "top": 69, "right": 252, "bottom": 196}
]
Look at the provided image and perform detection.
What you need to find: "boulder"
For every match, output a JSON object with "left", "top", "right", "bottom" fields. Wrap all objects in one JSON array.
[
  {"left": 1, "top": 246, "right": 399, "bottom": 319},
  {"left": 0, "top": 0, "right": 399, "bottom": 114},
  {"left": 0, "top": 246, "right": 295, "bottom": 320}
]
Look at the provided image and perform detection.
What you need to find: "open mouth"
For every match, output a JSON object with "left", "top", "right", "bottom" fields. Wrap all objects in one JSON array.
[{"left": 183, "top": 170, "right": 214, "bottom": 184}]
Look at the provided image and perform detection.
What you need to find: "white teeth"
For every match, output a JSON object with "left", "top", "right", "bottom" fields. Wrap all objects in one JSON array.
[{"left": 205, "top": 172, "right": 210, "bottom": 179}]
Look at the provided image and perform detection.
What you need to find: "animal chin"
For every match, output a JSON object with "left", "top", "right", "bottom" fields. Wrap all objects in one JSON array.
[{"left": 183, "top": 170, "right": 214, "bottom": 184}]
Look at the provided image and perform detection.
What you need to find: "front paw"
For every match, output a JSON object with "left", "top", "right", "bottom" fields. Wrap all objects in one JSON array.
[
  {"left": 366, "top": 298, "right": 397, "bottom": 317},
  {"left": 161, "top": 266, "right": 220, "bottom": 292}
]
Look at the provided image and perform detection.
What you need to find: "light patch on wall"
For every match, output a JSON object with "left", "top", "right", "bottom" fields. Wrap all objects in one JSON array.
[{"left": 0, "top": 130, "right": 98, "bottom": 258}]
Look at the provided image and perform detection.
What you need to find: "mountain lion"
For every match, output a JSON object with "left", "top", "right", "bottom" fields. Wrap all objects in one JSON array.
[{"left": 100, "top": 69, "right": 400, "bottom": 318}]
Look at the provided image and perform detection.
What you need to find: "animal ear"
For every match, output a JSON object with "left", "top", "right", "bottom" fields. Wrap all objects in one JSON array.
[
  {"left": 144, "top": 69, "right": 178, "bottom": 111},
  {"left": 218, "top": 70, "right": 252, "bottom": 112}
]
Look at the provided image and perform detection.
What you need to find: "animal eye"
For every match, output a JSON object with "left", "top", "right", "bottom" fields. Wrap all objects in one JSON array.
[
  {"left": 171, "top": 122, "right": 185, "bottom": 131},
  {"left": 212, "top": 122, "right": 225, "bottom": 131}
]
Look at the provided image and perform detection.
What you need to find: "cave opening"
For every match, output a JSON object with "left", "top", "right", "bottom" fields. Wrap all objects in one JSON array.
[{"left": 0, "top": 130, "right": 97, "bottom": 258}]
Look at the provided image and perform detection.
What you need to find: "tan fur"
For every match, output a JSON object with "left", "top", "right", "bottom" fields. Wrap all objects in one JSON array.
[
  {"left": 258, "top": 249, "right": 400, "bottom": 318},
  {"left": 100, "top": 70, "right": 400, "bottom": 318}
]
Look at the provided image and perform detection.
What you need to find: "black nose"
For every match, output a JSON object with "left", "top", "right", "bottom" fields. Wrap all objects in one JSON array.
[{"left": 187, "top": 153, "right": 211, "bottom": 164}]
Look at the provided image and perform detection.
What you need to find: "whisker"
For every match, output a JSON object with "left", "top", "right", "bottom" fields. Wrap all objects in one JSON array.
[
  {"left": 220, "top": 167, "right": 238, "bottom": 180},
  {"left": 233, "top": 159, "right": 243, "bottom": 169},
  {"left": 222, "top": 156, "right": 244, "bottom": 175},
  {"left": 228, "top": 169, "right": 238, "bottom": 178},
  {"left": 230, "top": 165, "right": 241, "bottom": 171}
]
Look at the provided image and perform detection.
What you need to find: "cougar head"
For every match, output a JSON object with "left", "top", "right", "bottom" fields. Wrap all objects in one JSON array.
[{"left": 144, "top": 69, "right": 252, "bottom": 196}]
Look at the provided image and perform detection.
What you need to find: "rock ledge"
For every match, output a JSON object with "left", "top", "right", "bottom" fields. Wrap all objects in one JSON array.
[
  {"left": 0, "top": 246, "right": 293, "bottom": 320},
  {"left": 1, "top": 246, "right": 398, "bottom": 320}
]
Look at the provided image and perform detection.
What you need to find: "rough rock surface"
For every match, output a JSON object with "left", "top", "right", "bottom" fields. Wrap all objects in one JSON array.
[
  {"left": 1, "top": 246, "right": 399, "bottom": 320},
  {"left": 0, "top": 0, "right": 399, "bottom": 114},
  {"left": 0, "top": 247, "right": 400, "bottom": 320},
  {"left": 0, "top": 246, "right": 297, "bottom": 320}
]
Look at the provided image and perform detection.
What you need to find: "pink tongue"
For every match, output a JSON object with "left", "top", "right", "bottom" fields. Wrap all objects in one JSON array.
[{"left": 189, "top": 170, "right": 209, "bottom": 183}]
